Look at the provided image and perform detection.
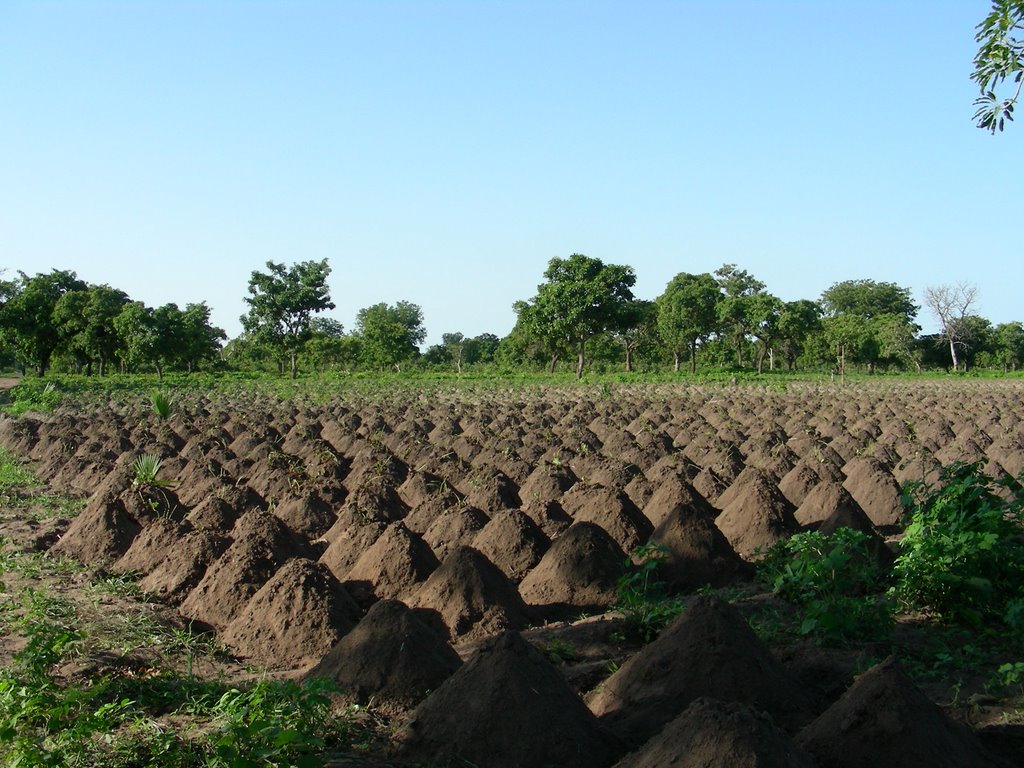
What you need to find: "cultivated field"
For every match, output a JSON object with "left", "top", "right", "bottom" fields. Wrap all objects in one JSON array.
[{"left": 1, "top": 377, "right": 1022, "bottom": 766}]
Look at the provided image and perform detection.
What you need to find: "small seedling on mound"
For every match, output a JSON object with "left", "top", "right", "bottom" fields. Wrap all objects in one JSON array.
[
  {"left": 131, "top": 454, "right": 176, "bottom": 491},
  {"left": 150, "top": 390, "right": 173, "bottom": 420}
]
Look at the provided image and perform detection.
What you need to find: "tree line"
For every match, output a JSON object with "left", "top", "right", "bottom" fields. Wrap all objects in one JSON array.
[{"left": 2, "top": 257, "right": 1023, "bottom": 379}]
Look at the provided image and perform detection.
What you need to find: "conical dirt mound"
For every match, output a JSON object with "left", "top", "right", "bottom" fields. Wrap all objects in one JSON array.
[
  {"left": 613, "top": 697, "right": 816, "bottom": 768},
  {"left": 518, "top": 522, "right": 626, "bottom": 617},
  {"left": 396, "top": 631, "right": 622, "bottom": 768},
  {"left": 221, "top": 558, "right": 361, "bottom": 669},
  {"left": 409, "top": 545, "right": 531, "bottom": 641},
  {"left": 471, "top": 509, "right": 549, "bottom": 581},
  {"left": 342, "top": 521, "right": 439, "bottom": 606},
  {"left": 308, "top": 598, "right": 461, "bottom": 707},
  {"left": 714, "top": 474, "right": 798, "bottom": 560},
  {"left": 642, "top": 477, "right": 717, "bottom": 529},
  {"left": 589, "top": 595, "right": 813, "bottom": 747},
  {"left": 841, "top": 457, "right": 904, "bottom": 528},
  {"left": 648, "top": 509, "right": 752, "bottom": 592},
  {"left": 794, "top": 481, "right": 866, "bottom": 527},
  {"left": 796, "top": 656, "right": 1012, "bottom": 767}
]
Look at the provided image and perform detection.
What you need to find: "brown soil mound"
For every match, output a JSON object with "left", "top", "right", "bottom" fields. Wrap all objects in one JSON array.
[
  {"left": 317, "top": 520, "right": 386, "bottom": 581},
  {"left": 271, "top": 491, "right": 336, "bottom": 539},
  {"left": 648, "top": 508, "right": 752, "bottom": 592},
  {"left": 112, "top": 518, "right": 187, "bottom": 576},
  {"left": 409, "top": 546, "right": 531, "bottom": 641},
  {"left": 308, "top": 598, "right": 461, "bottom": 707},
  {"left": 794, "top": 481, "right": 867, "bottom": 527},
  {"left": 642, "top": 477, "right": 717, "bottom": 529},
  {"left": 613, "top": 697, "right": 816, "bottom": 768},
  {"left": 421, "top": 506, "right": 490, "bottom": 563},
  {"left": 138, "top": 528, "right": 230, "bottom": 604},
  {"left": 342, "top": 521, "right": 439, "bottom": 606},
  {"left": 396, "top": 631, "right": 623, "bottom": 768},
  {"left": 518, "top": 462, "right": 578, "bottom": 509},
  {"left": 471, "top": 509, "right": 549, "bottom": 581},
  {"left": 179, "top": 510, "right": 305, "bottom": 629},
  {"left": 841, "top": 457, "right": 905, "bottom": 528},
  {"left": 796, "top": 656, "right": 1011, "bottom": 767},
  {"left": 221, "top": 558, "right": 360, "bottom": 669},
  {"left": 49, "top": 491, "right": 142, "bottom": 564},
  {"left": 714, "top": 474, "right": 798, "bottom": 560},
  {"left": 778, "top": 460, "right": 825, "bottom": 507},
  {"left": 561, "top": 484, "right": 653, "bottom": 553},
  {"left": 589, "top": 595, "right": 813, "bottom": 747},
  {"left": 518, "top": 522, "right": 626, "bottom": 617}
]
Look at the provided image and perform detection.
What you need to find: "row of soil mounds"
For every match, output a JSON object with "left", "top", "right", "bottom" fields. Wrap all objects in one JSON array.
[{"left": 1, "top": 381, "right": 1022, "bottom": 765}]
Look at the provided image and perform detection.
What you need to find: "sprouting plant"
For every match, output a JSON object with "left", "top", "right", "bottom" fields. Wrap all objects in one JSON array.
[
  {"left": 151, "top": 390, "right": 172, "bottom": 420},
  {"left": 131, "top": 454, "right": 176, "bottom": 490}
]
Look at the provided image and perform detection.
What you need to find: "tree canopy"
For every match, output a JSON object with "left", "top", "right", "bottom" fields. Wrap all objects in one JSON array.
[
  {"left": 973, "top": 0, "right": 1024, "bottom": 132},
  {"left": 241, "top": 260, "right": 334, "bottom": 378}
]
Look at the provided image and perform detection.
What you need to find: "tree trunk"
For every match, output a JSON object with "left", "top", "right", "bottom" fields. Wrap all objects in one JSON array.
[
  {"left": 155, "top": 362, "right": 163, "bottom": 381},
  {"left": 624, "top": 346, "right": 633, "bottom": 373},
  {"left": 290, "top": 351, "right": 298, "bottom": 379},
  {"left": 690, "top": 339, "right": 698, "bottom": 374},
  {"left": 575, "top": 337, "right": 585, "bottom": 380},
  {"left": 673, "top": 350, "right": 681, "bottom": 373},
  {"left": 948, "top": 338, "right": 959, "bottom": 371},
  {"left": 549, "top": 354, "right": 558, "bottom": 374}
]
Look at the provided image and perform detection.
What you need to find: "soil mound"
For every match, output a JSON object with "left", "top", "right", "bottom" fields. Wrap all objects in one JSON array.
[
  {"left": 179, "top": 510, "right": 305, "bottom": 629},
  {"left": 642, "top": 475, "right": 718, "bottom": 529},
  {"left": 318, "top": 520, "right": 386, "bottom": 581},
  {"left": 842, "top": 457, "right": 905, "bottom": 528},
  {"left": 271, "top": 491, "right": 336, "bottom": 539},
  {"left": 138, "top": 528, "right": 230, "bottom": 604},
  {"left": 396, "top": 631, "right": 622, "bottom": 768},
  {"left": 613, "top": 697, "right": 816, "bottom": 768},
  {"left": 221, "top": 558, "right": 360, "bottom": 669},
  {"left": 518, "top": 522, "right": 626, "bottom": 617},
  {"left": 794, "top": 481, "right": 866, "bottom": 527},
  {"left": 308, "top": 598, "right": 461, "bottom": 707},
  {"left": 342, "top": 521, "right": 439, "bottom": 606},
  {"left": 113, "top": 518, "right": 187, "bottom": 576},
  {"left": 589, "top": 595, "right": 813, "bottom": 747},
  {"left": 714, "top": 474, "right": 798, "bottom": 560},
  {"left": 422, "top": 505, "right": 490, "bottom": 563},
  {"left": 409, "top": 545, "right": 530, "bottom": 641},
  {"left": 49, "top": 491, "right": 142, "bottom": 564},
  {"left": 560, "top": 484, "right": 653, "bottom": 553},
  {"left": 796, "top": 656, "right": 1011, "bottom": 767},
  {"left": 518, "top": 462, "right": 577, "bottom": 509},
  {"left": 648, "top": 508, "right": 751, "bottom": 592},
  {"left": 471, "top": 509, "right": 549, "bottom": 581}
]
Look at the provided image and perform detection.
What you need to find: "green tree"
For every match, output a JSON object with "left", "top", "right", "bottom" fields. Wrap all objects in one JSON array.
[
  {"left": 241, "top": 260, "right": 335, "bottom": 379},
  {"left": 714, "top": 264, "right": 766, "bottom": 367},
  {"left": 610, "top": 299, "right": 657, "bottom": 373},
  {"left": 656, "top": 272, "right": 720, "bottom": 373},
  {"left": 972, "top": 0, "right": 1024, "bottom": 132},
  {"left": 820, "top": 280, "right": 919, "bottom": 374},
  {"left": 993, "top": 321, "right": 1024, "bottom": 371},
  {"left": 820, "top": 279, "right": 918, "bottom": 324},
  {"left": 0, "top": 270, "right": 87, "bottom": 375},
  {"left": 747, "top": 293, "right": 784, "bottom": 373},
  {"left": 355, "top": 301, "right": 426, "bottom": 371},
  {"left": 514, "top": 254, "right": 636, "bottom": 379},
  {"left": 53, "top": 285, "right": 130, "bottom": 376},
  {"left": 776, "top": 300, "right": 822, "bottom": 371},
  {"left": 179, "top": 302, "right": 226, "bottom": 372}
]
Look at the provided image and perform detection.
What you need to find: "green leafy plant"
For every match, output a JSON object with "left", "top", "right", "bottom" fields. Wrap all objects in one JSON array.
[
  {"left": 614, "top": 543, "right": 684, "bottom": 642},
  {"left": 151, "top": 389, "right": 173, "bottom": 419},
  {"left": 131, "top": 454, "right": 175, "bottom": 490},
  {"left": 894, "top": 460, "right": 1024, "bottom": 627},
  {"left": 758, "top": 528, "right": 892, "bottom": 644}
]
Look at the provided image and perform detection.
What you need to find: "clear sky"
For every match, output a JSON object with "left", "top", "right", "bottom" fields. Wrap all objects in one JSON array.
[{"left": 2, "top": 1, "right": 1021, "bottom": 346}]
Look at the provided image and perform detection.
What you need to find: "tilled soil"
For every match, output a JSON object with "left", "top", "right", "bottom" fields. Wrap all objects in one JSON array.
[{"left": 2, "top": 379, "right": 1023, "bottom": 766}]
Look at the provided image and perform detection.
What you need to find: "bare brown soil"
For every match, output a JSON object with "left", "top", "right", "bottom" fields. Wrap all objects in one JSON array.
[{"left": 2, "top": 379, "right": 1023, "bottom": 766}]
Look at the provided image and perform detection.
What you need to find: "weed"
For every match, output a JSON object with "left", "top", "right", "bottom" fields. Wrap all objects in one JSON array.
[
  {"left": 757, "top": 528, "right": 893, "bottom": 645},
  {"left": 895, "top": 460, "right": 1024, "bottom": 627},
  {"left": 614, "top": 544, "right": 684, "bottom": 642},
  {"left": 131, "top": 454, "right": 176, "bottom": 490},
  {"left": 539, "top": 638, "right": 578, "bottom": 665},
  {"left": 151, "top": 389, "right": 173, "bottom": 419}
]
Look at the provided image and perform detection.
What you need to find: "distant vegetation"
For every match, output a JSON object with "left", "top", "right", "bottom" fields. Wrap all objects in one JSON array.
[{"left": 1, "top": 256, "right": 1022, "bottom": 381}]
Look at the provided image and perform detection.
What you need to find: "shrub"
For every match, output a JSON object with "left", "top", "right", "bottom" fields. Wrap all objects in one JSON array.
[
  {"left": 151, "top": 390, "right": 173, "bottom": 419},
  {"left": 614, "top": 544, "right": 684, "bottom": 642},
  {"left": 894, "top": 460, "right": 1024, "bottom": 628},
  {"left": 758, "top": 528, "right": 893, "bottom": 644}
]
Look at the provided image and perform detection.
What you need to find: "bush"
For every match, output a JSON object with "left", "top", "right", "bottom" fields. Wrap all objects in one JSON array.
[
  {"left": 895, "top": 460, "right": 1024, "bottom": 628},
  {"left": 758, "top": 528, "right": 893, "bottom": 644},
  {"left": 614, "top": 544, "right": 684, "bottom": 642}
]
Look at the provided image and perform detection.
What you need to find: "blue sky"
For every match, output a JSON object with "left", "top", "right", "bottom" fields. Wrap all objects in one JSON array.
[{"left": 2, "top": 1, "right": 1020, "bottom": 346}]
